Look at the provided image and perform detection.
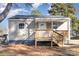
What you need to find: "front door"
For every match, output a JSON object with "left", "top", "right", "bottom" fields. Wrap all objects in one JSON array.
[{"left": 38, "top": 22, "right": 46, "bottom": 30}]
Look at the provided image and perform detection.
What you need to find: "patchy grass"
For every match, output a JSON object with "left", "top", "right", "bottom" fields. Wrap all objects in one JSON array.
[{"left": 0, "top": 52, "right": 16, "bottom": 56}]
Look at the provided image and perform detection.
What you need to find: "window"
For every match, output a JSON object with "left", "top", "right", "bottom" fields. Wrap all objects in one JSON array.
[
  {"left": 53, "top": 22, "right": 63, "bottom": 29},
  {"left": 40, "top": 23, "right": 44, "bottom": 26},
  {"left": 46, "top": 22, "right": 51, "bottom": 29},
  {"left": 19, "top": 23, "right": 25, "bottom": 29}
]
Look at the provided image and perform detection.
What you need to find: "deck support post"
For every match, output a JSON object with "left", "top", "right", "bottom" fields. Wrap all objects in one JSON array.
[
  {"left": 51, "top": 21, "right": 53, "bottom": 48},
  {"left": 51, "top": 36, "right": 53, "bottom": 48},
  {"left": 35, "top": 40, "right": 37, "bottom": 48},
  {"left": 62, "top": 37, "right": 64, "bottom": 47},
  {"left": 51, "top": 41, "right": 52, "bottom": 48}
]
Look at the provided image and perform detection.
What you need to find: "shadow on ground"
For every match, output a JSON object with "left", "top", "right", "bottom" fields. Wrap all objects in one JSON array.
[
  {"left": 0, "top": 44, "right": 79, "bottom": 56},
  {"left": 0, "top": 40, "right": 79, "bottom": 56}
]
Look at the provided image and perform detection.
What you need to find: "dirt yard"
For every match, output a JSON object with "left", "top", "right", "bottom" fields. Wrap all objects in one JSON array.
[{"left": 0, "top": 44, "right": 79, "bottom": 56}]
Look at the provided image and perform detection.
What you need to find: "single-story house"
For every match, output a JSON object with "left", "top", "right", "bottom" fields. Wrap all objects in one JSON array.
[{"left": 8, "top": 15, "right": 71, "bottom": 47}]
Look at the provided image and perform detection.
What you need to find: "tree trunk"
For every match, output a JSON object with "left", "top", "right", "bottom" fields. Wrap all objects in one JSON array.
[{"left": 0, "top": 3, "right": 12, "bottom": 22}]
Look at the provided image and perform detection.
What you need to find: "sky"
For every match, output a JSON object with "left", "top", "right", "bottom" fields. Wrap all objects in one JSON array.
[
  {"left": 74, "top": 3, "right": 79, "bottom": 18},
  {"left": 0, "top": 3, "right": 79, "bottom": 29}
]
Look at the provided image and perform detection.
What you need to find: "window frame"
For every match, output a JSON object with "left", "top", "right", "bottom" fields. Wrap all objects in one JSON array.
[{"left": 18, "top": 23, "right": 25, "bottom": 29}]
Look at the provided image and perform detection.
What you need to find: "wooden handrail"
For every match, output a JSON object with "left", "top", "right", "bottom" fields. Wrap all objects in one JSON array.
[
  {"left": 53, "top": 30, "right": 64, "bottom": 37},
  {"left": 34, "top": 29, "right": 64, "bottom": 37},
  {"left": 52, "top": 30, "right": 64, "bottom": 47}
]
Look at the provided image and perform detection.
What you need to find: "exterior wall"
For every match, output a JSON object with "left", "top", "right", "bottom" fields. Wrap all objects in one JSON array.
[
  {"left": 26, "top": 18, "right": 35, "bottom": 39},
  {"left": 8, "top": 18, "right": 34, "bottom": 40},
  {"left": 9, "top": 20, "right": 17, "bottom": 40},
  {"left": 57, "top": 21, "right": 68, "bottom": 30}
]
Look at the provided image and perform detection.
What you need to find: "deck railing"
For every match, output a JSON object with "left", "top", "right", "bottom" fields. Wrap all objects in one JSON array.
[
  {"left": 52, "top": 30, "right": 64, "bottom": 47},
  {"left": 34, "top": 30, "right": 65, "bottom": 47}
]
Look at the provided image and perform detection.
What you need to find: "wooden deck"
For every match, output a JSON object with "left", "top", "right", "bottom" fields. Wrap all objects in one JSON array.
[{"left": 34, "top": 30, "right": 68, "bottom": 48}]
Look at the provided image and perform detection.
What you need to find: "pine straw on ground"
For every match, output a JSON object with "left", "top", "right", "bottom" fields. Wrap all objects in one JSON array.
[
  {"left": 67, "top": 48, "right": 79, "bottom": 53},
  {"left": 0, "top": 44, "right": 79, "bottom": 56}
]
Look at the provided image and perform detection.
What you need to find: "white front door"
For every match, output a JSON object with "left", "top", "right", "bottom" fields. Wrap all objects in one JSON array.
[{"left": 38, "top": 22, "right": 46, "bottom": 30}]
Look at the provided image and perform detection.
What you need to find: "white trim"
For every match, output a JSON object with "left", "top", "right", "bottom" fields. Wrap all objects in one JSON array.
[
  {"left": 18, "top": 22, "right": 25, "bottom": 29},
  {"left": 67, "top": 18, "right": 71, "bottom": 44},
  {"left": 7, "top": 20, "right": 9, "bottom": 41}
]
